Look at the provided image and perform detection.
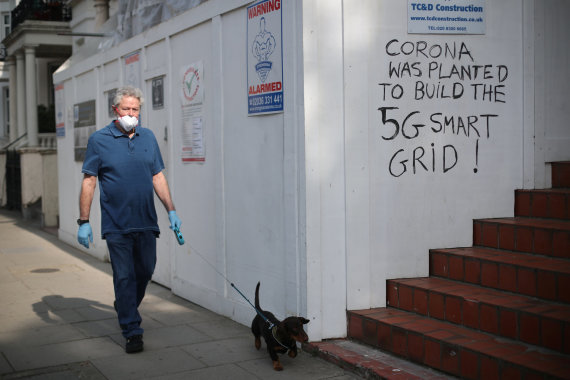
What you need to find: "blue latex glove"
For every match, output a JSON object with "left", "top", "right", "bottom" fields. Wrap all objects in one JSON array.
[
  {"left": 168, "top": 210, "right": 182, "bottom": 230},
  {"left": 77, "top": 223, "right": 93, "bottom": 248}
]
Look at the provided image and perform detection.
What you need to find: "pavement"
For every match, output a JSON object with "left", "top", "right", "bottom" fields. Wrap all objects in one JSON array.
[{"left": 0, "top": 209, "right": 363, "bottom": 380}]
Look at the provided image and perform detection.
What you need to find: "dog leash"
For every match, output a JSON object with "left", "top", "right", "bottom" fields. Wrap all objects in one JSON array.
[{"left": 185, "top": 241, "right": 275, "bottom": 329}]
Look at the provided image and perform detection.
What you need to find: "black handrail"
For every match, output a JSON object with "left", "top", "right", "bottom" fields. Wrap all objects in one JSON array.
[
  {"left": 11, "top": 0, "right": 72, "bottom": 31},
  {"left": 1, "top": 133, "right": 27, "bottom": 151}
]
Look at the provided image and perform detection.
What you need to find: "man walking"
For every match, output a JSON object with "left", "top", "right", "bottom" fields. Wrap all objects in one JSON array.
[{"left": 77, "top": 86, "right": 181, "bottom": 353}]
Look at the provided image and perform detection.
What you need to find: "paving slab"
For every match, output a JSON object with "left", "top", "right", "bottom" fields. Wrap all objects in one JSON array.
[
  {"left": 191, "top": 317, "right": 252, "bottom": 340},
  {"left": 0, "top": 324, "right": 86, "bottom": 351},
  {"left": 135, "top": 324, "right": 212, "bottom": 349},
  {"left": 0, "top": 352, "right": 13, "bottom": 374},
  {"left": 72, "top": 319, "right": 123, "bottom": 339},
  {"left": 238, "top": 350, "right": 355, "bottom": 380},
  {"left": 90, "top": 347, "right": 204, "bottom": 380},
  {"left": 0, "top": 361, "right": 106, "bottom": 380},
  {"left": 181, "top": 336, "right": 266, "bottom": 366},
  {"left": 151, "top": 363, "right": 263, "bottom": 380},
  {"left": 4, "top": 337, "right": 123, "bottom": 372}
]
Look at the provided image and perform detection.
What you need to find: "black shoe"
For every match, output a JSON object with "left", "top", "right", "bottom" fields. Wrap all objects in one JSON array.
[{"left": 125, "top": 334, "right": 144, "bottom": 353}]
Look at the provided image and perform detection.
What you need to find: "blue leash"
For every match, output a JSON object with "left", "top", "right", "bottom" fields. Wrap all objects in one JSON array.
[{"left": 230, "top": 283, "right": 274, "bottom": 328}]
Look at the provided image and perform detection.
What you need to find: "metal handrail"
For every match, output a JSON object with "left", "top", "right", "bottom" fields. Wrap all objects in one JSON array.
[{"left": 1, "top": 133, "right": 27, "bottom": 151}]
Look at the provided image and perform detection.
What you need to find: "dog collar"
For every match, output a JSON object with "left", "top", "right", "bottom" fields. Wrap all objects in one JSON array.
[{"left": 271, "top": 326, "right": 291, "bottom": 351}]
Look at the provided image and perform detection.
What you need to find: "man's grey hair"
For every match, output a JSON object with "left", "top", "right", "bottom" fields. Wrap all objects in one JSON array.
[{"left": 113, "top": 86, "right": 144, "bottom": 107}]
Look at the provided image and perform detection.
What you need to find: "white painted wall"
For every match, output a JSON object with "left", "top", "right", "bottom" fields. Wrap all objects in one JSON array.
[
  {"left": 0, "top": 61, "right": 8, "bottom": 140},
  {"left": 0, "top": 82, "right": 7, "bottom": 139},
  {"left": 56, "top": 68, "right": 108, "bottom": 262},
  {"left": 41, "top": 150, "right": 58, "bottom": 226},
  {"left": 528, "top": 0, "right": 570, "bottom": 188},
  {"left": 303, "top": 0, "right": 347, "bottom": 341},
  {"left": 54, "top": 0, "right": 570, "bottom": 341},
  {"left": 19, "top": 148, "right": 43, "bottom": 210},
  {"left": 0, "top": 152, "right": 6, "bottom": 206},
  {"left": 69, "top": 0, "right": 96, "bottom": 54},
  {"left": 342, "top": 0, "right": 524, "bottom": 310},
  {"left": 305, "top": 0, "right": 526, "bottom": 338},
  {"left": 55, "top": 0, "right": 308, "bottom": 333}
]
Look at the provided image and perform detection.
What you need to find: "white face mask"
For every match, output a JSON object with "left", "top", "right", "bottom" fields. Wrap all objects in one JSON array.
[{"left": 118, "top": 115, "right": 138, "bottom": 132}]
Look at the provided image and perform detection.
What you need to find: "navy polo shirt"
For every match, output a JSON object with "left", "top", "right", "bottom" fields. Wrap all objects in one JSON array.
[{"left": 82, "top": 121, "right": 165, "bottom": 237}]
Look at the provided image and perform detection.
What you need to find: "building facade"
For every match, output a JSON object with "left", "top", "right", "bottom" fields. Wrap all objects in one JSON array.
[{"left": 0, "top": 0, "right": 72, "bottom": 225}]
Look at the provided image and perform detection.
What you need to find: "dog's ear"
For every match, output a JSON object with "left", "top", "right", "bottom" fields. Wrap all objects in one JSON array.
[{"left": 301, "top": 317, "right": 310, "bottom": 324}]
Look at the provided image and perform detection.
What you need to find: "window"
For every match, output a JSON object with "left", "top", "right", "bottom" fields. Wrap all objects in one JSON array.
[{"left": 2, "top": 13, "right": 9, "bottom": 40}]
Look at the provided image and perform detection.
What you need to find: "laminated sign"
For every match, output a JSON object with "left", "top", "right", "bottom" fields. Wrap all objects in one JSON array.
[
  {"left": 247, "top": 0, "right": 283, "bottom": 115},
  {"left": 180, "top": 61, "right": 205, "bottom": 163},
  {"left": 73, "top": 100, "right": 96, "bottom": 162},
  {"left": 408, "top": 0, "right": 486, "bottom": 34}
]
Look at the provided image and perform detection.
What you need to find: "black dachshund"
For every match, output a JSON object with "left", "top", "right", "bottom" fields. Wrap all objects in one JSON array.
[{"left": 251, "top": 282, "right": 310, "bottom": 371}]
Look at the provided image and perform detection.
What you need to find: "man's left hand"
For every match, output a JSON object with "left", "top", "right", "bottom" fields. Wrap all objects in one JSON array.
[{"left": 168, "top": 211, "right": 181, "bottom": 230}]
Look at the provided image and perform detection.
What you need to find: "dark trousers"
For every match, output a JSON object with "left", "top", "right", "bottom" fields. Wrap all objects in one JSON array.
[{"left": 106, "top": 231, "right": 157, "bottom": 338}]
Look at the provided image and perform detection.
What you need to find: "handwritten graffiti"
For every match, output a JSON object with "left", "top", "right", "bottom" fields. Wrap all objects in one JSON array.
[{"left": 378, "top": 40, "right": 508, "bottom": 177}]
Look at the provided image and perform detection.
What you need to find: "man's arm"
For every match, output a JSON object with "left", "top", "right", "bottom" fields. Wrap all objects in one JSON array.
[
  {"left": 79, "top": 174, "right": 97, "bottom": 219},
  {"left": 153, "top": 171, "right": 175, "bottom": 212},
  {"left": 153, "top": 171, "right": 181, "bottom": 231},
  {"left": 78, "top": 174, "right": 96, "bottom": 248}
]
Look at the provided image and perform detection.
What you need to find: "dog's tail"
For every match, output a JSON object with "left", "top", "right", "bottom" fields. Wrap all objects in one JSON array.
[{"left": 255, "top": 281, "right": 261, "bottom": 310}]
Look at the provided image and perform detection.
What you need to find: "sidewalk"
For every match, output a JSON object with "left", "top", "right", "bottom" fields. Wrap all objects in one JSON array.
[{"left": 0, "top": 209, "right": 361, "bottom": 380}]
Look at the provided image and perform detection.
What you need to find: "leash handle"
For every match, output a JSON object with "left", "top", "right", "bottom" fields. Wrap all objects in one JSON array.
[{"left": 173, "top": 227, "right": 185, "bottom": 245}]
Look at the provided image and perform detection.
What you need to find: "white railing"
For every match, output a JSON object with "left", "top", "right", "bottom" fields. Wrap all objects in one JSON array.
[
  {"left": 1, "top": 133, "right": 57, "bottom": 150},
  {"left": 38, "top": 133, "right": 57, "bottom": 148}
]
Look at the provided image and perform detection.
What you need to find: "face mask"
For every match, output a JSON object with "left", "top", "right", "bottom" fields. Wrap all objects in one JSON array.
[{"left": 118, "top": 115, "right": 138, "bottom": 132}]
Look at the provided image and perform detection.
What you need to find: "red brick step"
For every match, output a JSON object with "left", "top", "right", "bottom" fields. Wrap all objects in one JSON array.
[
  {"left": 334, "top": 162, "right": 570, "bottom": 380},
  {"left": 429, "top": 247, "right": 570, "bottom": 303},
  {"left": 552, "top": 162, "right": 570, "bottom": 188},
  {"left": 515, "top": 189, "right": 570, "bottom": 220},
  {"left": 473, "top": 217, "right": 570, "bottom": 257},
  {"left": 347, "top": 307, "right": 570, "bottom": 379},
  {"left": 387, "top": 277, "right": 570, "bottom": 353}
]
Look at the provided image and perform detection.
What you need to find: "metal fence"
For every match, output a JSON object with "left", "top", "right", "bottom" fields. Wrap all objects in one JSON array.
[
  {"left": 5, "top": 149, "right": 21, "bottom": 210},
  {"left": 11, "top": 0, "right": 72, "bottom": 31}
]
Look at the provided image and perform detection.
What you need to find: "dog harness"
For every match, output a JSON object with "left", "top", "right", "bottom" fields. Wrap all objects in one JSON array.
[{"left": 271, "top": 326, "right": 291, "bottom": 351}]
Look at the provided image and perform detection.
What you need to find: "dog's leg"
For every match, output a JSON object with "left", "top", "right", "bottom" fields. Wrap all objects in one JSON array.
[
  {"left": 269, "top": 348, "right": 283, "bottom": 371},
  {"left": 288, "top": 345, "right": 298, "bottom": 358},
  {"left": 251, "top": 316, "right": 262, "bottom": 350},
  {"left": 273, "top": 359, "right": 283, "bottom": 371}
]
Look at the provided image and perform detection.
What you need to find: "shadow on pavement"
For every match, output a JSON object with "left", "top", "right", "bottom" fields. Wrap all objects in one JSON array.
[{"left": 32, "top": 295, "right": 115, "bottom": 324}]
